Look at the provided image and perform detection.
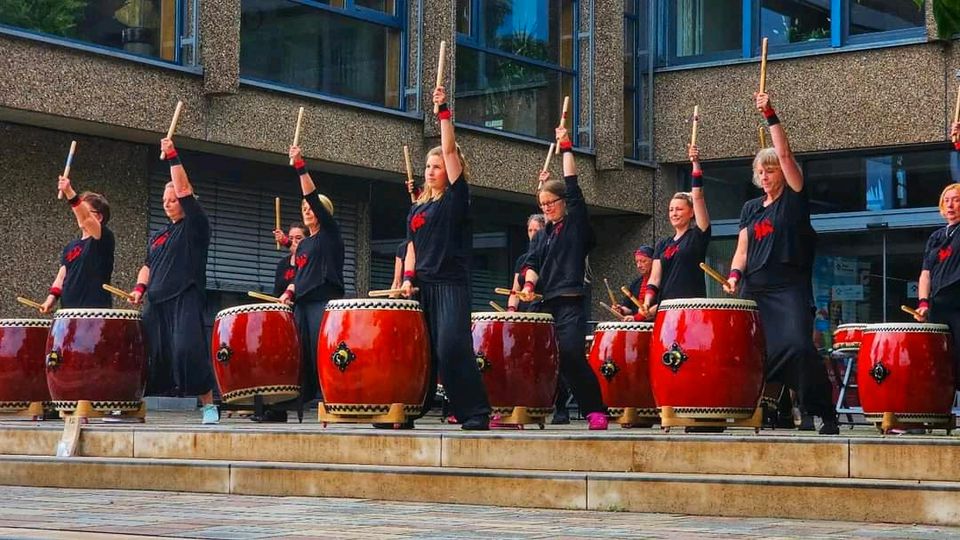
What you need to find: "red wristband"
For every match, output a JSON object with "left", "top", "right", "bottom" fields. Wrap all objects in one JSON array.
[
  {"left": 522, "top": 282, "right": 534, "bottom": 293},
  {"left": 49, "top": 287, "right": 61, "bottom": 298},
  {"left": 280, "top": 236, "right": 291, "bottom": 247},
  {"left": 728, "top": 269, "right": 743, "bottom": 282},
  {"left": 954, "top": 141, "right": 960, "bottom": 151},
  {"left": 559, "top": 140, "right": 573, "bottom": 152},
  {"left": 163, "top": 148, "right": 178, "bottom": 161},
  {"left": 762, "top": 107, "right": 776, "bottom": 119},
  {"left": 133, "top": 283, "right": 146, "bottom": 295},
  {"left": 919, "top": 299, "right": 930, "bottom": 310},
  {"left": 403, "top": 270, "right": 415, "bottom": 280},
  {"left": 438, "top": 109, "right": 452, "bottom": 121}
]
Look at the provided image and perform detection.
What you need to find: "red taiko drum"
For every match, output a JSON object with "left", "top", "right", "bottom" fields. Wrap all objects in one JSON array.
[
  {"left": 588, "top": 321, "right": 657, "bottom": 424},
  {"left": 45, "top": 309, "right": 146, "bottom": 412},
  {"left": 318, "top": 299, "right": 430, "bottom": 418},
  {"left": 212, "top": 303, "right": 301, "bottom": 405},
  {"left": 471, "top": 311, "right": 559, "bottom": 423},
  {"left": 0, "top": 319, "right": 52, "bottom": 412},
  {"left": 833, "top": 323, "right": 866, "bottom": 352},
  {"left": 857, "top": 323, "right": 955, "bottom": 425},
  {"left": 650, "top": 298, "right": 765, "bottom": 419}
]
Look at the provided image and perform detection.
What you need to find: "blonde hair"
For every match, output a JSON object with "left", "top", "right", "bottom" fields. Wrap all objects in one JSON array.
[
  {"left": 302, "top": 194, "right": 334, "bottom": 217},
  {"left": 939, "top": 183, "right": 960, "bottom": 217},
  {"left": 671, "top": 191, "right": 693, "bottom": 208},
  {"left": 415, "top": 144, "right": 470, "bottom": 205},
  {"left": 751, "top": 148, "right": 780, "bottom": 188}
]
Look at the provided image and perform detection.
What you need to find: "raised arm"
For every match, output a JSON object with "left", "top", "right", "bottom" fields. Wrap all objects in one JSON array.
[
  {"left": 756, "top": 92, "right": 802, "bottom": 193},
  {"left": 433, "top": 86, "right": 463, "bottom": 183},
  {"left": 557, "top": 126, "right": 576, "bottom": 177},
  {"left": 688, "top": 144, "right": 710, "bottom": 232},
  {"left": 160, "top": 139, "right": 193, "bottom": 197},
  {"left": 58, "top": 175, "right": 102, "bottom": 240},
  {"left": 289, "top": 146, "right": 339, "bottom": 234}
]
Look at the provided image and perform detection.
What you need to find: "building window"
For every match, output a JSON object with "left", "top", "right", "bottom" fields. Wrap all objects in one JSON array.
[
  {"left": 455, "top": 0, "right": 578, "bottom": 142},
  {"left": 625, "top": 1, "right": 654, "bottom": 161},
  {"left": 658, "top": 0, "right": 926, "bottom": 67},
  {"left": 240, "top": 0, "right": 404, "bottom": 109},
  {"left": 0, "top": 0, "right": 183, "bottom": 62}
]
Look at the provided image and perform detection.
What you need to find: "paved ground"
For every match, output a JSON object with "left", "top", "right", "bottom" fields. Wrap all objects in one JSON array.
[{"left": 0, "top": 486, "right": 957, "bottom": 539}]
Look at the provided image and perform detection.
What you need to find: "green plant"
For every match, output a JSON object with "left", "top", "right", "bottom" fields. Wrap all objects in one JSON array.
[
  {"left": 0, "top": 0, "right": 88, "bottom": 38},
  {"left": 911, "top": 0, "right": 960, "bottom": 39}
]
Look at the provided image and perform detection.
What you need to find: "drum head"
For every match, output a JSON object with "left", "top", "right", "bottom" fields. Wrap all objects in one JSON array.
[
  {"left": 594, "top": 321, "right": 653, "bottom": 332},
  {"left": 863, "top": 322, "right": 950, "bottom": 334},
  {"left": 836, "top": 323, "right": 867, "bottom": 330},
  {"left": 657, "top": 297, "right": 758, "bottom": 311},
  {"left": 53, "top": 308, "right": 141, "bottom": 321},
  {"left": 0, "top": 319, "right": 51, "bottom": 328},
  {"left": 326, "top": 298, "right": 422, "bottom": 311},
  {"left": 216, "top": 303, "right": 293, "bottom": 320},
  {"left": 471, "top": 311, "right": 554, "bottom": 324}
]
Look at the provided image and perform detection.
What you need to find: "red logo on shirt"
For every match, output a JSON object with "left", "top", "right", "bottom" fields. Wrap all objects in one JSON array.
[
  {"left": 410, "top": 212, "right": 427, "bottom": 232},
  {"left": 284, "top": 268, "right": 296, "bottom": 281},
  {"left": 65, "top": 245, "right": 83, "bottom": 263},
  {"left": 939, "top": 246, "right": 953, "bottom": 263},
  {"left": 753, "top": 219, "right": 774, "bottom": 241},
  {"left": 295, "top": 254, "right": 307, "bottom": 269},
  {"left": 151, "top": 231, "right": 170, "bottom": 250},
  {"left": 663, "top": 245, "right": 679, "bottom": 260}
]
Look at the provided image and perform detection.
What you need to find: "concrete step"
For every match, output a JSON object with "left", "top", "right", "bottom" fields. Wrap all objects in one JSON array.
[
  {"left": 0, "top": 454, "right": 957, "bottom": 526},
  {"left": 2, "top": 425, "right": 960, "bottom": 482}
]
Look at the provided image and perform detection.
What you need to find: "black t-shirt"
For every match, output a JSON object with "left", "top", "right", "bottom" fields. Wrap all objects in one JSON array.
[
  {"left": 396, "top": 240, "right": 409, "bottom": 273},
  {"left": 738, "top": 185, "right": 816, "bottom": 284},
  {"left": 654, "top": 226, "right": 711, "bottom": 301},
  {"left": 406, "top": 177, "right": 471, "bottom": 283},
  {"left": 60, "top": 226, "right": 115, "bottom": 309},
  {"left": 524, "top": 176, "right": 595, "bottom": 301},
  {"left": 294, "top": 190, "right": 345, "bottom": 302},
  {"left": 923, "top": 224, "right": 960, "bottom": 297},
  {"left": 145, "top": 195, "right": 210, "bottom": 303},
  {"left": 273, "top": 255, "right": 297, "bottom": 297}
]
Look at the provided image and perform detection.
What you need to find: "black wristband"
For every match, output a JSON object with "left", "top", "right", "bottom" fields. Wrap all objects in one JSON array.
[
  {"left": 691, "top": 170, "right": 703, "bottom": 188},
  {"left": 765, "top": 114, "right": 780, "bottom": 127},
  {"left": 437, "top": 103, "right": 449, "bottom": 113},
  {"left": 67, "top": 194, "right": 81, "bottom": 207},
  {"left": 167, "top": 155, "right": 182, "bottom": 166}
]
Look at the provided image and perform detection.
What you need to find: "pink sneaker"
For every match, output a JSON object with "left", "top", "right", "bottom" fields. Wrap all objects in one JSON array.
[{"left": 586, "top": 412, "right": 608, "bottom": 430}]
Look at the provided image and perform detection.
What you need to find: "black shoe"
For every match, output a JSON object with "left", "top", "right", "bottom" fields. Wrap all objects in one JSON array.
[
  {"left": 551, "top": 411, "right": 570, "bottom": 425},
  {"left": 461, "top": 414, "right": 490, "bottom": 431},
  {"left": 250, "top": 409, "right": 288, "bottom": 423},
  {"left": 798, "top": 414, "right": 815, "bottom": 431},
  {"left": 372, "top": 420, "right": 414, "bottom": 430},
  {"left": 819, "top": 421, "right": 840, "bottom": 435},
  {"left": 683, "top": 426, "right": 726, "bottom": 433}
]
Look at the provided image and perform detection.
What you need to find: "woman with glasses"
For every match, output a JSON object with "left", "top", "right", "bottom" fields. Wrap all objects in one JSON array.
[
  {"left": 639, "top": 143, "right": 711, "bottom": 318},
  {"left": 517, "top": 126, "right": 608, "bottom": 430},
  {"left": 40, "top": 174, "right": 115, "bottom": 313},
  {"left": 272, "top": 223, "right": 309, "bottom": 298},
  {"left": 722, "top": 91, "right": 838, "bottom": 435},
  {"left": 398, "top": 85, "right": 491, "bottom": 430}
]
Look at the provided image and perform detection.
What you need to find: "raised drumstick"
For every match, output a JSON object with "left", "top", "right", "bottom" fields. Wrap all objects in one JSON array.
[
  {"left": 759, "top": 37, "right": 769, "bottom": 94},
  {"left": 758, "top": 122, "right": 768, "bottom": 148},
  {"left": 619, "top": 286, "right": 643, "bottom": 309},
  {"left": 433, "top": 40, "right": 446, "bottom": 114},
  {"left": 290, "top": 106, "right": 305, "bottom": 166},
  {"left": 690, "top": 106, "right": 700, "bottom": 146},
  {"left": 953, "top": 84, "right": 960, "bottom": 143},
  {"left": 102, "top": 284, "right": 133, "bottom": 301},
  {"left": 58, "top": 140, "right": 77, "bottom": 200},
  {"left": 160, "top": 100, "right": 184, "bottom": 160},
  {"left": 403, "top": 145, "right": 415, "bottom": 191},
  {"left": 542, "top": 143, "right": 556, "bottom": 173},
  {"left": 489, "top": 301, "right": 506, "bottom": 313},
  {"left": 603, "top": 278, "right": 618, "bottom": 306},
  {"left": 16, "top": 296, "right": 44, "bottom": 311},
  {"left": 555, "top": 96, "right": 570, "bottom": 155},
  {"left": 275, "top": 197, "right": 281, "bottom": 250},
  {"left": 248, "top": 291, "right": 285, "bottom": 304}
]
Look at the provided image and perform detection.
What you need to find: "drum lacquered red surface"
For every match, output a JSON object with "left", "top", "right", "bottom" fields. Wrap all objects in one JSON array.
[
  {"left": 833, "top": 323, "right": 866, "bottom": 352},
  {"left": 588, "top": 321, "right": 657, "bottom": 420},
  {"left": 650, "top": 298, "right": 765, "bottom": 419},
  {"left": 318, "top": 299, "right": 430, "bottom": 416},
  {"left": 212, "top": 303, "right": 301, "bottom": 405},
  {"left": 857, "top": 323, "right": 956, "bottom": 424},
  {"left": 45, "top": 309, "right": 146, "bottom": 411},
  {"left": 471, "top": 311, "right": 559, "bottom": 418},
  {"left": 0, "top": 319, "right": 52, "bottom": 409}
]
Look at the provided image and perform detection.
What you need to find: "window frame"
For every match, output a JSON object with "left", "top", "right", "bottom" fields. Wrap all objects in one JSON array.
[
  {"left": 657, "top": 0, "right": 928, "bottom": 69},
  {"left": 454, "top": 0, "right": 581, "bottom": 145},
  {"left": 624, "top": 0, "right": 655, "bottom": 163},
  {"left": 237, "top": 0, "right": 409, "bottom": 111},
  {"left": 0, "top": 0, "right": 193, "bottom": 69}
]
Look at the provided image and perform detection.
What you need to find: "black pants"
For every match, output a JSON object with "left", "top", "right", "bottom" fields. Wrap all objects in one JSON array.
[
  {"left": 743, "top": 281, "right": 834, "bottom": 418},
  {"left": 540, "top": 296, "right": 605, "bottom": 416},
  {"left": 930, "top": 285, "right": 960, "bottom": 387},
  {"left": 418, "top": 282, "right": 490, "bottom": 421},
  {"left": 143, "top": 286, "right": 216, "bottom": 397},
  {"left": 294, "top": 298, "right": 328, "bottom": 401}
]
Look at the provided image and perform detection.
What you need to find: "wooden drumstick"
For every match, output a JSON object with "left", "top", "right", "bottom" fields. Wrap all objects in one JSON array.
[
  {"left": 599, "top": 301, "right": 623, "bottom": 319},
  {"left": 489, "top": 301, "right": 506, "bottom": 313},
  {"left": 901, "top": 304, "right": 923, "bottom": 319},
  {"left": 690, "top": 106, "right": 700, "bottom": 147},
  {"left": 759, "top": 37, "right": 769, "bottom": 94},
  {"left": 494, "top": 287, "right": 543, "bottom": 300},
  {"left": 369, "top": 287, "right": 419, "bottom": 298},
  {"left": 275, "top": 197, "right": 282, "bottom": 250},
  {"left": 758, "top": 122, "right": 767, "bottom": 148},
  {"left": 433, "top": 40, "right": 446, "bottom": 114},
  {"left": 542, "top": 143, "right": 556, "bottom": 173},
  {"left": 290, "top": 106, "right": 305, "bottom": 166},
  {"left": 699, "top": 262, "right": 728, "bottom": 288},
  {"left": 555, "top": 96, "right": 570, "bottom": 155},
  {"left": 603, "top": 278, "right": 618, "bottom": 306},
  {"left": 248, "top": 291, "right": 285, "bottom": 304},
  {"left": 953, "top": 84, "right": 960, "bottom": 143},
  {"left": 16, "top": 296, "right": 43, "bottom": 311},
  {"left": 102, "top": 284, "right": 133, "bottom": 301},
  {"left": 160, "top": 100, "right": 183, "bottom": 160},
  {"left": 403, "top": 145, "right": 415, "bottom": 188},
  {"left": 619, "top": 286, "right": 643, "bottom": 309},
  {"left": 58, "top": 140, "right": 77, "bottom": 200}
]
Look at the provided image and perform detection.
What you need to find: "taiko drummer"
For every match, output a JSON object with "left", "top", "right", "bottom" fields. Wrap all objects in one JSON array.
[
  {"left": 615, "top": 246, "right": 653, "bottom": 319},
  {"left": 399, "top": 86, "right": 492, "bottom": 430},
  {"left": 129, "top": 139, "right": 218, "bottom": 424},
  {"left": 271, "top": 222, "right": 309, "bottom": 298},
  {"left": 722, "top": 91, "right": 838, "bottom": 435},
  {"left": 40, "top": 175, "right": 115, "bottom": 313},
  {"left": 507, "top": 213, "right": 546, "bottom": 312}
]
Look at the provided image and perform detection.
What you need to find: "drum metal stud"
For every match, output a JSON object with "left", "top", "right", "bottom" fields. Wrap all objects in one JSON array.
[
  {"left": 662, "top": 343, "right": 687, "bottom": 373},
  {"left": 331, "top": 342, "right": 356, "bottom": 372}
]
